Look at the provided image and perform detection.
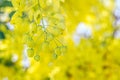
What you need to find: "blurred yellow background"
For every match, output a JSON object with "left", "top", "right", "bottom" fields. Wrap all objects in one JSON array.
[{"left": 1, "top": 0, "right": 120, "bottom": 80}]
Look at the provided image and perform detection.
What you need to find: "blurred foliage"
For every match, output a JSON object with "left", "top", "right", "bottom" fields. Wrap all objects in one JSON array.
[
  {"left": 1, "top": 0, "right": 120, "bottom": 80},
  {"left": 0, "top": 0, "right": 12, "bottom": 7}
]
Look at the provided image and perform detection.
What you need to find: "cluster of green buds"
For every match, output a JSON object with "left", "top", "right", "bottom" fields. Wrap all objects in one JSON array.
[{"left": 10, "top": 0, "right": 67, "bottom": 61}]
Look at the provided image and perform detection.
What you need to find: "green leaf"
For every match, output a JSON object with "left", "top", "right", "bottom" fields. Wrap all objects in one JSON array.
[
  {"left": 0, "top": 31, "right": 5, "bottom": 40},
  {"left": 0, "top": 1, "right": 13, "bottom": 7}
]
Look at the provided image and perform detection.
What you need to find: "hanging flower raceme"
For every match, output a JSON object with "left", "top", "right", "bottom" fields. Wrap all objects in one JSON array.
[{"left": 10, "top": 0, "right": 67, "bottom": 61}]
